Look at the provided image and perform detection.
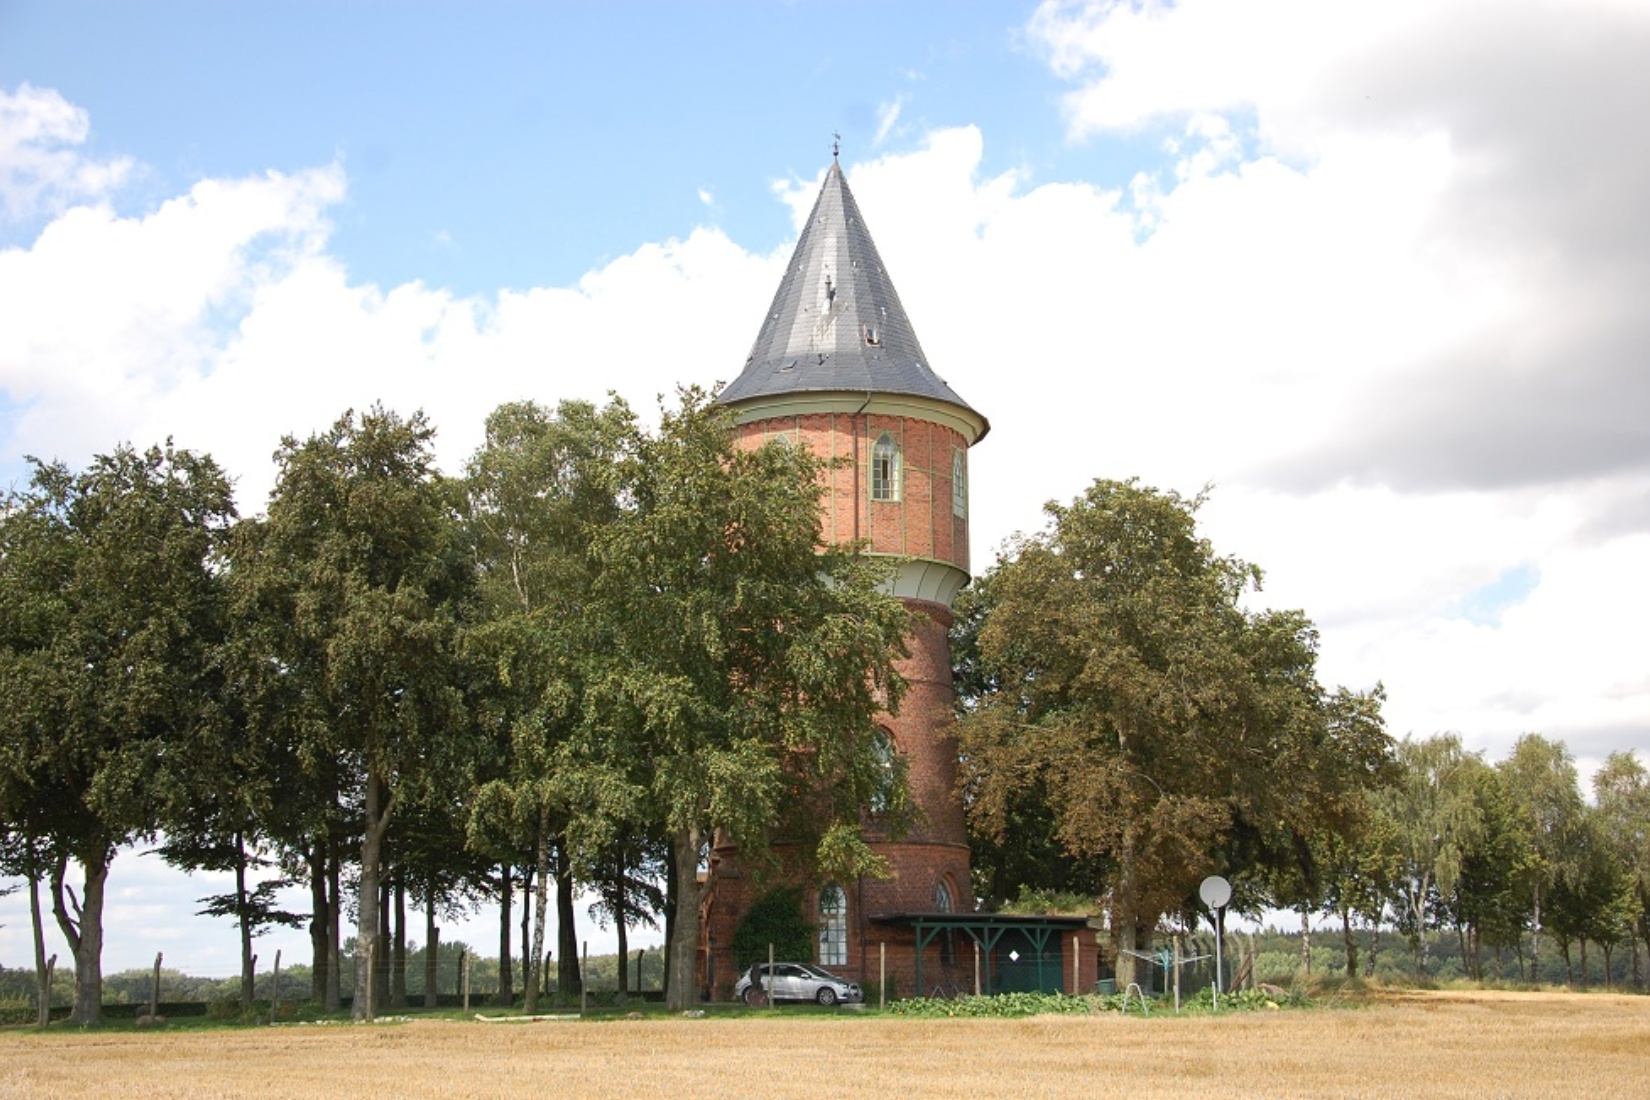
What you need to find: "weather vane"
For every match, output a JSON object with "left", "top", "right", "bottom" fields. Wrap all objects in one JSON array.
[{"left": 833, "top": 131, "right": 841, "bottom": 160}]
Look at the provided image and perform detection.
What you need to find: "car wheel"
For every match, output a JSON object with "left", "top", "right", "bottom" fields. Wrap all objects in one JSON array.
[
  {"left": 743, "top": 986, "right": 765, "bottom": 1005},
  {"left": 816, "top": 987, "right": 838, "bottom": 1006}
]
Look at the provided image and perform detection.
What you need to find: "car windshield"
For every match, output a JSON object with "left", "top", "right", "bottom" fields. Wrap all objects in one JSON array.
[{"left": 798, "top": 965, "right": 836, "bottom": 980}]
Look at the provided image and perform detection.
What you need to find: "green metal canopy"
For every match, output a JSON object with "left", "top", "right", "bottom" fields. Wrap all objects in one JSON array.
[{"left": 872, "top": 912, "right": 1095, "bottom": 998}]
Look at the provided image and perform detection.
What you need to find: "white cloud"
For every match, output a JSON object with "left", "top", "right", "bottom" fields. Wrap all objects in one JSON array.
[
  {"left": 1, "top": 151, "right": 783, "bottom": 513},
  {"left": 0, "top": 83, "right": 134, "bottom": 224}
]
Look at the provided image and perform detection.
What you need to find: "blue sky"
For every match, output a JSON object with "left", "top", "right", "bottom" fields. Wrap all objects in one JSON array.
[
  {"left": 3, "top": 0, "right": 1650, "bottom": 976},
  {"left": 4, "top": 2, "right": 1163, "bottom": 293}
]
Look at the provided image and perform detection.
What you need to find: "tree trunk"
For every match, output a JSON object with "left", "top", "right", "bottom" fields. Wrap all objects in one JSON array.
[
  {"left": 308, "top": 841, "right": 329, "bottom": 1004},
  {"left": 326, "top": 839, "right": 342, "bottom": 1012},
  {"left": 51, "top": 845, "right": 111, "bottom": 1026},
  {"left": 493, "top": 862, "right": 513, "bottom": 1005},
  {"left": 424, "top": 882, "right": 440, "bottom": 1009},
  {"left": 616, "top": 900, "right": 630, "bottom": 996},
  {"left": 520, "top": 863, "right": 532, "bottom": 1003},
  {"left": 1340, "top": 906, "right": 1359, "bottom": 979},
  {"left": 1580, "top": 939, "right": 1589, "bottom": 988},
  {"left": 391, "top": 877, "right": 407, "bottom": 1008},
  {"left": 665, "top": 826, "right": 707, "bottom": 1011},
  {"left": 526, "top": 806, "right": 551, "bottom": 1013},
  {"left": 1113, "top": 824, "right": 1140, "bottom": 993},
  {"left": 556, "top": 835, "right": 582, "bottom": 998},
  {"left": 1366, "top": 917, "right": 1381, "bottom": 977},
  {"left": 1530, "top": 883, "right": 1542, "bottom": 986},
  {"left": 236, "top": 832, "right": 255, "bottom": 1011},
  {"left": 30, "top": 863, "right": 51, "bottom": 1026},
  {"left": 375, "top": 878, "right": 391, "bottom": 1010},
  {"left": 352, "top": 774, "right": 395, "bottom": 1021},
  {"left": 661, "top": 840, "right": 677, "bottom": 1000},
  {"left": 1300, "top": 908, "right": 1311, "bottom": 976}
]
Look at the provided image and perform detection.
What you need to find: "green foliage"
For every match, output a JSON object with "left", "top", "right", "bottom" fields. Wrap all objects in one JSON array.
[
  {"left": 998, "top": 889, "right": 1096, "bottom": 916},
  {"left": 956, "top": 479, "right": 1391, "bottom": 987},
  {"left": 885, "top": 987, "right": 1300, "bottom": 1018},
  {"left": 730, "top": 886, "right": 816, "bottom": 969},
  {"left": 0, "top": 441, "right": 237, "bottom": 1023},
  {"left": 577, "top": 388, "right": 913, "bottom": 1007}
]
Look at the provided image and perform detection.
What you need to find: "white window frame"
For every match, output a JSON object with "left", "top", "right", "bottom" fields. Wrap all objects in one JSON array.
[
  {"left": 819, "top": 882, "right": 848, "bottom": 966},
  {"left": 871, "top": 431, "right": 901, "bottom": 502}
]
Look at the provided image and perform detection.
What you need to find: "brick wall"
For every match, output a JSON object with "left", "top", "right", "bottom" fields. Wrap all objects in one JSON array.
[{"left": 736, "top": 412, "right": 971, "bottom": 574}]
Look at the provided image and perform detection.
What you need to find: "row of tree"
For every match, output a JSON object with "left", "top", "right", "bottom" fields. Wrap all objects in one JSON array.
[
  {"left": 0, "top": 390, "right": 911, "bottom": 1022},
  {"left": 954, "top": 480, "right": 1650, "bottom": 991}
]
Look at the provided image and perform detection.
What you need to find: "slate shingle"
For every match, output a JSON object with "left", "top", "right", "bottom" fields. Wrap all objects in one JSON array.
[{"left": 716, "top": 161, "right": 986, "bottom": 436}]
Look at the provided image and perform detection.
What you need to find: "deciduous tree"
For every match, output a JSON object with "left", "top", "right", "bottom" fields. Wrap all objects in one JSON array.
[
  {"left": 582, "top": 389, "right": 911, "bottom": 1011},
  {"left": 248, "top": 407, "right": 471, "bottom": 1020},
  {"left": 955, "top": 480, "right": 1390, "bottom": 989},
  {"left": 0, "top": 444, "right": 235, "bottom": 1023}
]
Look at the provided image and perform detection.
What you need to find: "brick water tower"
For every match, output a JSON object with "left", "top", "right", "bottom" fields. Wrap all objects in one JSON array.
[{"left": 704, "top": 155, "right": 989, "bottom": 998}]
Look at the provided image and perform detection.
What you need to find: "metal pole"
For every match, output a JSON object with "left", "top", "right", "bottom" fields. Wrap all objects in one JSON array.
[
  {"left": 973, "top": 939, "right": 981, "bottom": 996},
  {"left": 879, "top": 942, "right": 886, "bottom": 1011},
  {"left": 1173, "top": 935, "right": 1181, "bottom": 1013},
  {"left": 1214, "top": 908, "right": 1224, "bottom": 1012},
  {"left": 768, "top": 943, "right": 775, "bottom": 1010}
]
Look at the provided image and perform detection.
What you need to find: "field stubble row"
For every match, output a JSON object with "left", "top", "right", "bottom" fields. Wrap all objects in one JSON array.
[{"left": 1, "top": 990, "right": 1645, "bottom": 1099}]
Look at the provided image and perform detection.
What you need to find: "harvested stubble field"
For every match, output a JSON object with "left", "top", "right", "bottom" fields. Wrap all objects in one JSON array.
[{"left": 2, "top": 990, "right": 1645, "bottom": 1099}]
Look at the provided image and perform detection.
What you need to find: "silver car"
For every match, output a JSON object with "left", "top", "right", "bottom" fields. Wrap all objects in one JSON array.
[{"left": 734, "top": 962, "right": 864, "bottom": 1006}]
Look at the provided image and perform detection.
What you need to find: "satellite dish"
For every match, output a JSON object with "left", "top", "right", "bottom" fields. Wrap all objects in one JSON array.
[{"left": 1199, "top": 875, "right": 1232, "bottom": 910}]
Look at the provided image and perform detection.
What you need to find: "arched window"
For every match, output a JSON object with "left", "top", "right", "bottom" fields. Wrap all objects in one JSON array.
[
  {"left": 952, "top": 449, "right": 967, "bottom": 518},
  {"left": 869, "top": 728, "right": 896, "bottom": 815},
  {"left": 933, "top": 879, "right": 954, "bottom": 914},
  {"left": 819, "top": 882, "right": 848, "bottom": 966},
  {"left": 871, "top": 432, "right": 900, "bottom": 502}
]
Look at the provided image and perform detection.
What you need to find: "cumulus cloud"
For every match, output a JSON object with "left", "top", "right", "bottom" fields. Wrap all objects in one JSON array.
[
  {"left": 0, "top": 83, "right": 134, "bottom": 224},
  {"left": 1027, "top": 0, "right": 1650, "bottom": 497},
  {"left": 2, "top": 68, "right": 1645, "bottom": 777},
  {"left": 0, "top": 146, "right": 783, "bottom": 512}
]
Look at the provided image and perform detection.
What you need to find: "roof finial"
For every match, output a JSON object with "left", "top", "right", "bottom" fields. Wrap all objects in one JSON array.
[{"left": 832, "top": 131, "right": 841, "bottom": 161}]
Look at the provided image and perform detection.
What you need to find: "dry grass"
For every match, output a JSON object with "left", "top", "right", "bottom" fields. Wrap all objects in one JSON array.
[{"left": 2, "top": 990, "right": 1646, "bottom": 1099}]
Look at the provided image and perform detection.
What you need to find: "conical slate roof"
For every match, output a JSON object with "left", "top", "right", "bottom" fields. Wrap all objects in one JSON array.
[{"left": 717, "top": 161, "right": 986, "bottom": 437}]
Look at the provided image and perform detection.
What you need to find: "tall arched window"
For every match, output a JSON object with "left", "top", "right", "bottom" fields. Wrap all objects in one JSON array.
[
  {"left": 870, "top": 728, "right": 896, "bottom": 815},
  {"left": 933, "top": 879, "right": 954, "bottom": 914},
  {"left": 952, "top": 449, "right": 967, "bottom": 518},
  {"left": 871, "top": 432, "right": 901, "bottom": 502},
  {"left": 819, "top": 882, "right": 848, "bottom": 966}
]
